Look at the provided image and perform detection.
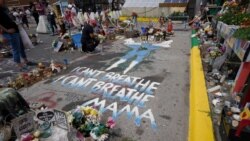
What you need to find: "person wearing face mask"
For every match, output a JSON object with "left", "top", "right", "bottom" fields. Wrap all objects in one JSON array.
[{"left": 47, "top": 11, "right": 58, "bottom": 35}]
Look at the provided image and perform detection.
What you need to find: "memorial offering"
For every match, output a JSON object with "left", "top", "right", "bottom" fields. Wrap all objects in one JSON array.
[{"left": 67, "top": 106, "right": 116, "bottom": 141}]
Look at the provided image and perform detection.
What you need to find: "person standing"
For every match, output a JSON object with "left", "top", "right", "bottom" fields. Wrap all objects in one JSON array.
[
  {"left": 58, "top": 17, "right": 66, "bottom": 37},
  {"left": 35, "top": 0, "right": 50, "bottom": 33},
  {"left": 64, "top": 7, "right": 72, "bottom": 26},
  {"left": 0, "top": 0, "right": 29, "bottom": 70},
  {"left": 29, "top": 1, "right": 39, "bottom": 25},
  {"left": 25, "top": 8, "right": 31, "bottom": 18},
  {"left": 47, "top": 11, "right": 57, "bottom": 35},
  {"left": 68, "top": 4, "right": 80, "bottom": 28},
  {"left": 20, "top": 10, "right": 29, "bottom": 29},
  {"left": 81, "top": 20, "right": 99, "bottom": 52},
  {"left": 131, "top": 11, "right": 138, "bottom": 28},
  {"left": 12, "top": 9, "right": 22, "bottom": 24}
]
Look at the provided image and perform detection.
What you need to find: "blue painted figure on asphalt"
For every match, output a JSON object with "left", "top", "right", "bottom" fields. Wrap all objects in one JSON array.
[{"left": 106, "top": 39, "right": 173, "bottom": 74}]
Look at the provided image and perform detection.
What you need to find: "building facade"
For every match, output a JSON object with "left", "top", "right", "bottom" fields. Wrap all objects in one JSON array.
[
  {"left": 6, "top": 0, "right": 124, "bottom": 10},
  {"left": 6, "top": 0, "right": 58, "bottom": 7},
  {"left": 74, "top": 0, "right": 125, "bottom": 12}
]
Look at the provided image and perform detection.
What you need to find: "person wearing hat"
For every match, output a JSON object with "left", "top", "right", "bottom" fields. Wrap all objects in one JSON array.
[{"left": 81, "top": 19, "right": 99, "bottom": 52}]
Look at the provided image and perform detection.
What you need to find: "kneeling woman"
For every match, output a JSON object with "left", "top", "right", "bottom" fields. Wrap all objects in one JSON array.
[{"left": 81, "top": 20, "right": 100, "bottom": 52}]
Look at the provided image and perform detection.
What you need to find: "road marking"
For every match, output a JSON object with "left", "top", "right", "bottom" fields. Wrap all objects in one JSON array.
[{"left": 188, "top": 30, "right": 214, "bottom": 141}]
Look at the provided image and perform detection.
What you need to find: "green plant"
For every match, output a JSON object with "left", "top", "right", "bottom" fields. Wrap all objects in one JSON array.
[
  {"left": 217, "top": 13, "right": 250, "bottom": 25},
  {"left": 233, "top": 27, "right": 250, "bottom": 40},
  {"left": 170, "top": 11, "right": 186, "bottom": 17}
]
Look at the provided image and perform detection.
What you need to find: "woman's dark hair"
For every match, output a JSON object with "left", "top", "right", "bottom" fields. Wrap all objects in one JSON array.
[{"left": 159, "top": 16, "right": 165, "bottom": 23}]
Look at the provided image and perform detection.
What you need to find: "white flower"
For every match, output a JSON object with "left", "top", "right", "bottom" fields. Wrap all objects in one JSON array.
[
  {"left": 98, "top": 134, "right": 109, "bottom": 141},
  {"left": 66, "top": 112, "right": 74, "bottom": 123},
  {"left": 90, "top": 128, "right": 99, "bottom": 140}
]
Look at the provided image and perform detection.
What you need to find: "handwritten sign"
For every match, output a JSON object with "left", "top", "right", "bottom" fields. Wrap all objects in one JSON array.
[
  {"left": 36, "top": 109, "right": 55, "bottom": 124},
  {"left": 11, "top": 112, "right": 35, "bottom": 138},
  {"left": 54, "top": 109, "right": 69, "bottom": 130}
]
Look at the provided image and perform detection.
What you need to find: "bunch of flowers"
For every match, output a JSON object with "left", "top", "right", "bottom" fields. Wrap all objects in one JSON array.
[
  {"left": 29, "top": 34, "right": 38, "bottom": 45},
  {"left": 98, "top": 34, "right": 106, "bottom": 43},
  {"left": 67, "top": 106, "right": 115, "bottom": 141},
  {"left": 207, "top": 46, "right": 224, "bottom": 59},
  {"left": 52, "top": 34, "right": 75, "bottom": 51},
  {"left": 154, "top": 31, "right": 164, "bottom": 41}
]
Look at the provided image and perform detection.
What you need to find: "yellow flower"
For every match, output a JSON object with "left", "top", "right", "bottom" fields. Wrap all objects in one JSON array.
[
  {"left": 90, "top": 109, "right": 99, "bottom": 116},
  {"left": 66, "top": 112, "right": 74, "bottom": 123},
  {"left": 82, "top": 106, "right": 92, "bottom": 115}
]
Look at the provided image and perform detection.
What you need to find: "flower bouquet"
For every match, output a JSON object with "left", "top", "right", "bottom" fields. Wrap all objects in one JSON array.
[
  {"left": 7, "top": 62, "right": 64, "bottom": 89},
  {"left": 52, "top": 34, "right": 75, "bottom": 52},
  {"left": 98, "top": 34, "right": 106, "bottom": 44},
  {"left": 29, "top": 34, "right": 38, "bottom": 46},
  {"left": 154, "top": 31, "right": 164, "bottom": 41},
  {"left": 67, "top": 106, "right": 115, "bottom": 141}
]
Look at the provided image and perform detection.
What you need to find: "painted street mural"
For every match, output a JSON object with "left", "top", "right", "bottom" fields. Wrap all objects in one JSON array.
[
  {"left": 106, "top": 39, "right": 173, "bottom": 74},
  {"left": 14, "top": 27, "right": 192, "bottom": 141},
  {"left": 21, "top": 39, "right": 176, "bottom": 134},
  {"left": 48, "top": 40, "right": 173, "bottom": 130},
  {"left": 52, "top": 67, "right": 160, "bottom": 130}
]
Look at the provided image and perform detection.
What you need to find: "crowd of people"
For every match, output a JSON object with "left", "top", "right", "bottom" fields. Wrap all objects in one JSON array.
[{"left": 0, "top": 0, "right": 177, "bottom": 71}]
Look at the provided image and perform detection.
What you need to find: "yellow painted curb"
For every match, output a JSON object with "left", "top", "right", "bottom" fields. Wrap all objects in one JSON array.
[
  {"left": 119, "top": 16, "right": 158, "bottom": 22},
  {"left": 188, "top": 47, "right": 215, "bottom": 141}
]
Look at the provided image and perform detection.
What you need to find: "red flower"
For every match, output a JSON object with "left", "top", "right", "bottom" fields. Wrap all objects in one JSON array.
[{"left": 106, "top": 117, "right": 116, "bottom": 128}]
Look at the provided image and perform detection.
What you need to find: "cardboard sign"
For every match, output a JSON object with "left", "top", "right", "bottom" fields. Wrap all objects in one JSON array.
[
  {"left": 11, "top": 112, "right": 35, "bottom": 138},
  {"left": 54, "top": 109, "right": 69, "bottom": 130},
  {"left": 36, "top": 109, "right": 55, "bottom": 124},
  {"left": 54, "top": 41, "right": 63, "bottom": 52}
]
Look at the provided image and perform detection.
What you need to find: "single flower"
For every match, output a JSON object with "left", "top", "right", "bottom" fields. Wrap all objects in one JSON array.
[{"left": 106, "top": 117, "right": 116, "bottom": 128}]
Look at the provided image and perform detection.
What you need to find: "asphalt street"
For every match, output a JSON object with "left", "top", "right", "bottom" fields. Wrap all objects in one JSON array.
[{"left": 1, "top": 24, "right": 191, "bottom": 141}]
